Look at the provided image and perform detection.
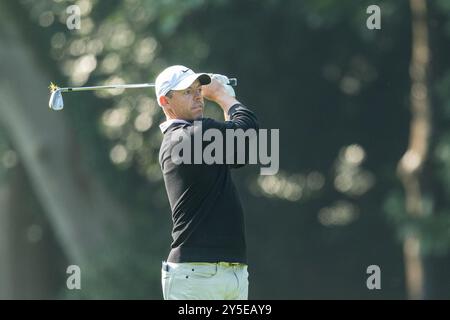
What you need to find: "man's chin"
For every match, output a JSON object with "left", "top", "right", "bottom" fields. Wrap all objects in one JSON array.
[
  {"left": 193, "top": 112, "right": 203, "bottom": 120},
  {"left": 192, "top": 106, "right": 203, "bottom": 118}
]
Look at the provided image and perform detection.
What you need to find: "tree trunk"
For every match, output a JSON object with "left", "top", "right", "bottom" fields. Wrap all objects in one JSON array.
[
  {"left": 397, "top": 0, "right": 431, "bottom": 300},
  {"left": 0, "top": 2, "right": 133, "bottom": 293},
  {"left": 0, "top": 183, "right": 12, "bottom": 298},
  {"left": 0, "top": 165, "right": 65, "bottom": 299}
]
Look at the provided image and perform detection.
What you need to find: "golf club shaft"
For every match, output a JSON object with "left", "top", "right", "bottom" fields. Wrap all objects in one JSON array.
[
  {"left": 59, "top": 83, "right": 155, "bottom": 92},
  {"left": 58, "top": 78, "right": 237, "bottom": 92}
]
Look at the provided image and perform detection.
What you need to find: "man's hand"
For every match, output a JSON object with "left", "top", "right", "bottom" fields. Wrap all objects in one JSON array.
[
  {"left": 211, "top": 74, "right": 236, "bottom": 97},
  {"left": 202, "top": 76, "right": 239, "bottom": 114}
]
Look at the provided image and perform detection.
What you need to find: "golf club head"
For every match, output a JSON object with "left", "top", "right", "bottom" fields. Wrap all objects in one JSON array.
[{"left": 49, "top": 89, "right": 64, "bottom": 110}]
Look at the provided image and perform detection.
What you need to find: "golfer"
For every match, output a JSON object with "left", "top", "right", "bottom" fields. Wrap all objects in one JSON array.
[{"left": 155, "top": 65, "right": 258, "bottom": 300}]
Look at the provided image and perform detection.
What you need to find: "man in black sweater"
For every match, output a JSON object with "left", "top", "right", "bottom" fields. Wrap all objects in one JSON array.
[{"left": 155, "top": 65, "right": 258, "bottom": 300}]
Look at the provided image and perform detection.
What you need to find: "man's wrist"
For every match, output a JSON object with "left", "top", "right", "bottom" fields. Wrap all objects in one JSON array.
[{"left": 215, "top": 95, "right": 239, "bottom": 113}]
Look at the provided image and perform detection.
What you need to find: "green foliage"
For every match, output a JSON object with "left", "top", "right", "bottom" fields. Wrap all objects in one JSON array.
[{"left": 0, "top": 129, "right": 18, "bottom": 183}]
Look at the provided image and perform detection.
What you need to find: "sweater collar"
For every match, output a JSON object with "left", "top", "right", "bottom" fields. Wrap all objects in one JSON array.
[{"left": 159, "top": 119, "right": 193, "bottom": 133}]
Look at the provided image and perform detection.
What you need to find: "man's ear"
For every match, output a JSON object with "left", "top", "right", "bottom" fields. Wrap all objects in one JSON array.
[{"left": 159, "top": 95, "right": 170, "bottom": 107}]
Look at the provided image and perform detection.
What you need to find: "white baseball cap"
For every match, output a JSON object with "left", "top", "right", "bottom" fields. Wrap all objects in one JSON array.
[{"left": 155, "top": 65, "right": 211, "bottom": 106}]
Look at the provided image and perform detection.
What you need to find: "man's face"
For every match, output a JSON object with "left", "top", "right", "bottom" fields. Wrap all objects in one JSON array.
[{"left": 163, "top": 80, "right": 204, "bottom": 120}]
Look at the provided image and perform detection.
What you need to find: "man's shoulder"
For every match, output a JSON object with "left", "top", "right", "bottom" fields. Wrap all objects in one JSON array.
[
  {"left": 164, "top": 118, "right": 219, "bottom": 133},
  {"left": 158, "top": 118, "right": 217, "bottom": 160}
]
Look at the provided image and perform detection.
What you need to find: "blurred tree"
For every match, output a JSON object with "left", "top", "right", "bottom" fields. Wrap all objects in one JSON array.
[
  {"left": 0, "top": 164, "right": 64, "bottom": 299},
  {"left": 396, "top": 0, "right": 450, "bottom": 299},
  {"left": 0, "top": 1, "right": 151, "bottom": 298},
  {"left": 397, "top": 0, "right": 431, "bottom": 300}
]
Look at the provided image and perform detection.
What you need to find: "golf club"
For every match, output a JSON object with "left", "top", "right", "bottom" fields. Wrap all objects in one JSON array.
[{"left": 48, "top": 78, "right": 238, "bottom": 111}]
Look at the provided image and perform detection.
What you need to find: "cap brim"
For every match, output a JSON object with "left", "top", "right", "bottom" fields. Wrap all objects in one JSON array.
[{"left": 171, "top": 73, "right": 211, "bottom": 91}]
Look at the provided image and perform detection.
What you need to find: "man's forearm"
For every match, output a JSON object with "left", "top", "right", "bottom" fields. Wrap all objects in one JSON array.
[
  {"left": 202, "top": 77, "right": 240, "bottom": 119},
  {"left": 215, "top": 95, "right": 240, "bottom": 115}
]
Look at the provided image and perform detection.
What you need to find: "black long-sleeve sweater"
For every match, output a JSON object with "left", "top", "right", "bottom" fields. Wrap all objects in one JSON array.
[{"left": 159, "top": 104, "right": 258, "bottom": 263}]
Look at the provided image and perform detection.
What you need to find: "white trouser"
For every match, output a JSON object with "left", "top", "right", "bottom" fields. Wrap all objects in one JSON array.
[{"left": 161, "top": 261, "right": 249, "bottom": 300}]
